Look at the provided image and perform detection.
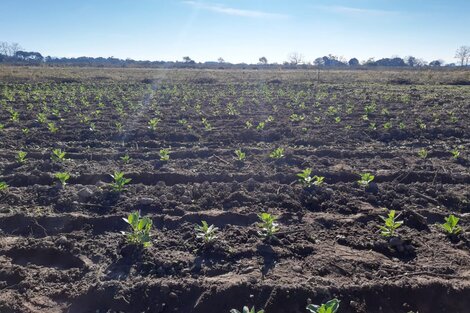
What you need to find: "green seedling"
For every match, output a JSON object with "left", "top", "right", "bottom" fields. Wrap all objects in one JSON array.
[
  {"left": 148, "top": 118, "right": 160, "bottom": 131},
  {"left": 230, "top": 306, "right": 264, "bottom": 313},
  {"left": 159, "top": 149, "right": 170, "bottom": 161},
  {"left": 306, "top": 299, "right": 340, "bottom": 313},
  {"left": 379, "top": 209, "right": 403, "bottom": 237},
  {"left": 450, "top": 149, "right": 460, "bottom": 159},
  {"left": 195, "top": 220, "right": 219, "bottom": 244},
  {"left": 269, "top": 147, "right": 284, "bottom": 159},
  {"left": 111, "top": 171, "right": 132, "bottom": 192},
  {"left": 358, "top": 173, "right": 374, "bottom": 187},
  {"left": 418, "top": 148, "right": 428, "bottom": 159},
  {"left": 55, "top": 172, "right": 70, "bottom": 186},
  {"left": 47, "top": 122, "right": 58, "bottom": 133},
  {"left": 121, "top": 154, "right": 131, "bottom": 164},
  {"left": 235, "top": 149, "right": 246, "bottom": 161},
  {"left": 256, "top": 121, "right": 265, "bottom": 130},
  {"left": 16, "top": 151, "right": 27, "bottom": 164},
  {"left": 122, "top": 211, "right": 152, "bottom": 247},
  {"left": 297, "top": 168, "right": 313, "bottom": 187},
  {"left": 22, "top": 128, "right": 30, "bottom": 135},
  {"left": 257, "top": 212, "right": 279, "bottom": 239},
  {"left": 441, "top": 214, "right": 462, "bottom": 235},
  {"left": 0, "top": 181, "right": 8, "bottom": 191},
  {"left": 51, "top": 148, "right": 66, "bottom": 162},
  {"left": 312, "top": 175, "right": 325, "bottom": 186}
]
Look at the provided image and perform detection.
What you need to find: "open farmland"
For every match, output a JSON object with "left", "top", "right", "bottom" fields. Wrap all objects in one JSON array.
[{"left": 0, "top": 67, "right": 469, "bottom": 313}]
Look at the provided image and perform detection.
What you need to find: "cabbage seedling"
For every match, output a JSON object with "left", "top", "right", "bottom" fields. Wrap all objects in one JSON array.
[
  {"left": 269, "top": 147, "right": 284, "bottom": 159},
  {"left": 159, "top": 149, "right": 170, "bottom": 161},
  {"left": 0, "top": 181, "right": 8, "bottom": 191},
  {"left": 111, "top": 171, "right": 131, "bottom": 192},
  {"left": 306, "top": 298, "right": 340, "bottom": 313},
  {"left": 121, "top": 154, "right": 131, "bottom": 164},
  {"left": 441, "top": 214, "right": 462, "bottom": 235},
  {"left": 358, "top": 173, "right": 374, "bottom": 187},
  {"left": 230, "top": 306, "right": 264, "bottom": 313},
  {"left": 55, "top": 172, "right": 70, "bottom": 186},
  {"left": 297, "top": 168, "right": 313, "bottom": 187},
  {"left": 257, "top": 212, "right": 279, "bottom": 239},
  {"left": 450, "top": 149, "right": 460, "bottom": 159},
  {"left": 51, "top": 148, "right": 66, "bottom": 162},
  {"left": 235, "top": 149, "right": 246, "bottom": 161},
  {"left": 195, "top": 220, "right": 219, "bottom": 244},
  {"left": 418, "top": 148, "right": 428, "bottom": 159},
  {"left": 16, "top": 151, "right": 27, "bottom": 164},
  {"left": 47, "top": 122, "right": 58, "bottom": 133},
  {"left": 122, "top": 211, "right": 152, "bottom": 247},
  {"left": 148, "top": 118, "right": 160, "bottom": 131},
  {"left": 379, "top": 209, "right": 403, "bottom": 237}
]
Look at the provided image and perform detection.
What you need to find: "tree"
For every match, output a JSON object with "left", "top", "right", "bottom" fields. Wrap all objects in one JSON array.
[
  {"left": 455, "top": 46, "right": 470, "bottom": 66},
  {"left": 259, "top": 56, "right": 267, "bottom": 65},
  {"left": 217, "top": 57, "right": 225, "bottom": 63},
  {"left": 182, "top": 56, "right": 193, "bottom": 63},
  {"left": 348, "top": 58, "right": 359, "bottom": 66},
  {"left": 429, "top": 60, "right": 443, "bottom": 67},
  {"left": 287, "top": 52, "right": 304, "bottom": 65}
]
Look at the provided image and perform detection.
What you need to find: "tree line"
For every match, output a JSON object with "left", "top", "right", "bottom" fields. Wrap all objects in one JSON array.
[{"left": 1, "top": 41, "right": 469, "bottom": 68}]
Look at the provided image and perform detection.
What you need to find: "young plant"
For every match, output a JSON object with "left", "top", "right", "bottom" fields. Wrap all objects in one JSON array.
[
  {"left": 441, "top": 214, "right": 462, "bottom": 235},
  {"left": 51, "top": 148, "right": 66, "bottom": 162},
  {"left": 159, "top": 148, "right": 170, "bottom": 161},
  {"left": 148, "top": 118, "right": 160, "bottom": 131},
  {"left": 379, "top": 209, "right": 403, "bottom": 237},
  {"left": 121, "top": 154, "right": 131, "bottom": 164},
  {"left": 235, "top": 149, "right": 246, "bottom": 161},
  {"left": 418, "top": 148, "right": 428, "bottom": 159},
  {"left": 312, "top": 175, "right": 325, "bottom": 186},
  {"left": 55, "top": 172, "right": 70, "bottom": 186},
  {"left": 111, "top": 171, "right": 132, "bottom": 192},
  {"left": 230, "top": 306, "right": 264, "bottom": 313},
  {"left": 47, "top": 122, "right": 58, "bottom": 133},
  {"left": 257, "top": 212, "right": 279, "bottom": 239},
  {"left": 122, "top": 211, "right": 152, "bottom": 247},
  {"left": 306, "top": 299, "right": 340, "bottom": 313},
  {"left": 16, "top": 151, "right": 27, "bottom": 164},
  {"left": 195, "top": 220, "right": 219, "bottom": 244},
  {"left": 0, "top": 181, "right": 8, "bottom": 191},
  {"left": 450, "top": 149, "right": 460, "bottom": 159},
  {"left": 297, "top": 168, "right": 314, "bottom": 187},
  {"left": 358, "top": 173, "right": 374, "bottom": 187},
  {"left": 269, "top": 147, "right": 284, "bottom": 159}
]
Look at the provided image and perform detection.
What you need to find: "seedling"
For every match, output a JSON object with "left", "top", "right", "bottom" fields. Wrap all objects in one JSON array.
[
  {"left": 312, "top": 175, "right": 325, "bottom": 186},
  {"left": 121, "top": 154, "right": 131, "bottom": 164},
  {"left": 297, "top": 168, "right": 313, "bottom": 187},
  {"left": 122, "top": 211, "right": 152, "bottom": 247},
  {"left": 269, "top": 147, "right": 284, "bottom": 159},
  {"left": 235, "top": 149, "right": 246, "bottom": 161},
  {"left": 450, "top": 149, "right": 460, "bottom": 159},
  {"left": 379, "top": 209, "right": 403, "bottom": 237},
  {"left": 16, "top": 151, "right": 27, "bottom": 164},
  {"left": 0, "top": 181, "right": 8, "bottom": 191},
  {"left": 195, "top": 220, "right": 219, "bottom": 244},
  {"left": 148, "top": 118, "right": 160, "bottom": 131},
  {"left": 441, "top": 214, "right": 462, "bottom": 235},
  {"left": 306, "top": 299, "right": 340, "bottom": 313},
  {"left": 230, "top": 306, "right": 264, "bottom": 313},
  {"left": 159, "top": 149, "right": 170, "bottom": 161},
  {"left": 111, "top": 171, "right": 132, "bottom": 192},
  {"left": 55, "top": 172, "right": 70, "bottom": 186},
  {"left": 257, "top": 212, "right": 279, "bottom": 239},
  {"left": 256, "top": 121, "right": 265, "bottom": 130},
  {"left": 418, "top": 148, "right": 428, "bottom": 159},
  {"left": 47, "top": 122, "right": 58, "bottom": 133},
  {"left": 51, "top": 148, "right": 66, "bottom": 162},
  {"left": 22, "top": 128, "right": 30, "bottom": 135},
  {"left": 358, "top": 173, "right": 374, "bottom": 187}
]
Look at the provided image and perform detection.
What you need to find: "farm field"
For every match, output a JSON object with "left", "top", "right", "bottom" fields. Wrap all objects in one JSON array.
[{"left": 0, "top": 67, "right": 469, "bottom": 313}]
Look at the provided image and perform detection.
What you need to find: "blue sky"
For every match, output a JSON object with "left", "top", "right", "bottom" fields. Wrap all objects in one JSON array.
[{"left": 1, "top": 0, "right": 469, "bottom": 63}]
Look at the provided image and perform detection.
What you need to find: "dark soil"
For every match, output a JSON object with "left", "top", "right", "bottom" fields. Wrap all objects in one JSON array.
[{"left": 0, "top": 69, "right": 469, "bottom": 313}]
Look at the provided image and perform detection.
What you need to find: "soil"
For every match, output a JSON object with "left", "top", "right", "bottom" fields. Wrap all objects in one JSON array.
[{"left": 0, "top": 69, "right": 469, "bottom": 313}]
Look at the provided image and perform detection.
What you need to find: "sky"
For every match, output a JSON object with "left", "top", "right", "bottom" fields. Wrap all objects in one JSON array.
[{"left": 1, "top": 0, "right": 469, "bottom": 64}]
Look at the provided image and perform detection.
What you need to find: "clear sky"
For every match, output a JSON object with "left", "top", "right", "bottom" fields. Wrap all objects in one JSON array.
[{"left": 1, "top": 0, "right": 469, "bottom": 64}]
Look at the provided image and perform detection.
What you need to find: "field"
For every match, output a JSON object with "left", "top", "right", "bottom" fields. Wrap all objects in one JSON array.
[{"left": 0, "top": 67, "right": 469, "bottom": 313}]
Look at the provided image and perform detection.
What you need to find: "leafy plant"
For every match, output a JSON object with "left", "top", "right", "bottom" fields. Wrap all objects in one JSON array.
[
  {"left": 441, "top": 214, "right": 462, "bottom": 235},
  {"left": 312, "top": 175, "right": 325, "bottom": 186},
  {"left": 235, "top": 149, "right": 246, "bottom": 161},
  {"left": 230, "top": 306, "right": 264, "bottom": 313},
  {"left": 159, "top": 149, "right": 170, "bottom": 161},
  {"left": 122, "top": 211, "right": 152, "bottom": 247},
  {"left": 47, "top": 122, "right": 58, "bottom": 133},
  {"left": 16, "top": 151, "right": 27, "bottom": 164},
  {"left": 195, "top": 220, "right": 219, "bottom": 244},
  {"left": 121, "top": 154, "right": 131, "bottom": 164},
  {"left": 148, "top": 118, "right": 160, "bottom": 131},
  {"left": 450, "top": 149, "right": 460, "bottom": 159},
  {"left": 297, "top": 168, "right": 313, "bottom": 187},
  {"left": 269, "top": 147, "right": 284, "bottom": 159},
  {"left": 51, "top": 148, "right": 66, "bottom": 162},
  {"left": 0, "top": 181, "right": 8, "bottom": 191},
  {"left": 418, "top": 148, "right": 428, "bottom": 159},
  {"left": 111, "top": 171, "right": 132, "bottom": 192},
  {"left": 379, "top": 209, "right": 403, "bottom": 237},
  {"left": 256, "top": 121, "right": 265, "bottom": 130},
  {"left": 306, "top": 299, "right": 340, "bottom": 313},
  {"left": 257, "top": 212, "right": 279, "bottom": 239},
  {"left": 358, "top": 173, "right": 374, "bottom": 187},
  {"left": 55, "top": 172, "right": 70, "bottom": 186}
]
